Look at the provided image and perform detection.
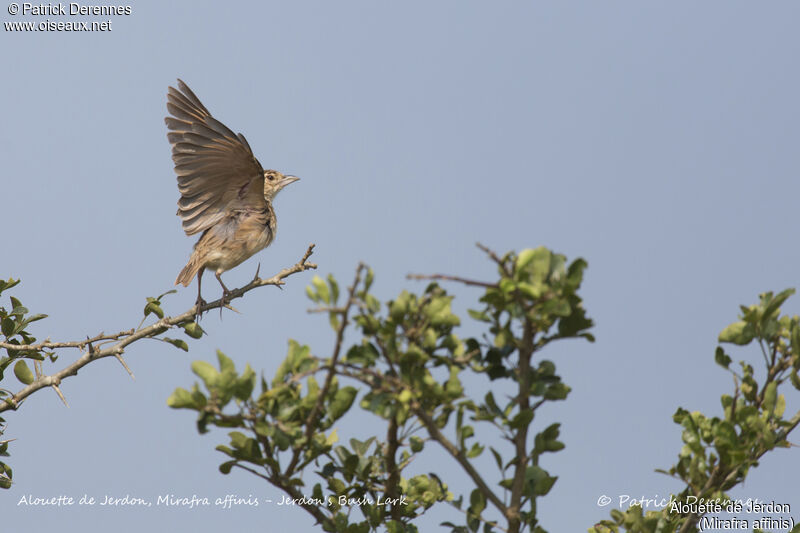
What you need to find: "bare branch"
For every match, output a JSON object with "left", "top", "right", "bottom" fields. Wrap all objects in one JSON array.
[
  {"left": 476, "top": 242, "right": 510, "bottom": 274},
  {"left": 0, "top": 330, "right": 135, "bottom": 353},
  {"left": 406, "top": 273, "right": 497, "bottom": 289},
  {"left": 0, "top": 245, "right": 317, "bottom": 414}
]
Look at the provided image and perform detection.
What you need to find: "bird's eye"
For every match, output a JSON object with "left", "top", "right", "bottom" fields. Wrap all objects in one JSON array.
[{"left": 267, "top": 174, "right": 275, "bottom": 181}]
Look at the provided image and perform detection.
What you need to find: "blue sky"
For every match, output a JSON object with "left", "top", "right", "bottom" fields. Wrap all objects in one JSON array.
[{"left": 2, "top": 2, "right": 799, "bottom": 531}]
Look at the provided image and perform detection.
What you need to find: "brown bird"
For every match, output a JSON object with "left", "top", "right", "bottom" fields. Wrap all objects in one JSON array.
[{"left": 165, "top": 79, "right": 299, "bottom": 314}]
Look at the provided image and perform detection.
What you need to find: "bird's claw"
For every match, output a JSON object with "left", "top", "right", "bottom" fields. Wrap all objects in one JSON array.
[
  {"left": 194, "top": 296, "right": 207, "bottom": 322},
  {"left": 219, "top": 289, "right": 231, "bottom": 319}
]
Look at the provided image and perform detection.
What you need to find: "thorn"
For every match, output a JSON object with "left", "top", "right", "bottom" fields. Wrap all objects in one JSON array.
[
  {"left": 115, "top": 354, "right": 135, "bottom": 380},
  {"left": 253, "top": 262, "right": 261, "bottom": 281},
  {"left": 52, "top": 384, "right": 69, "bottom": 408},
  {"left": 223, "top": 303, "right": 241, "bottom": 314}
]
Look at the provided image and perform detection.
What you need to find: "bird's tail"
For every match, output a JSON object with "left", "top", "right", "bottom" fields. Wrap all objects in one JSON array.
[{"left": 175, "top": 257, "right": 203, "bottom": 287}]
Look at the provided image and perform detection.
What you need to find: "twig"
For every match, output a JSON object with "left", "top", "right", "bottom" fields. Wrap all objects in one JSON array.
[
  {"left": 241, "top": 465, "right": 333, "bottom": 529},
  {"left": 476, "top": 242, "right": 511, "bottom": 277},
  {"left": 414, "top": 404, "right": 507, "bottom": 517},
  {"left": 0, "top": 330, "right": 135, "bottom": 353},
  {"left": 0, "top": 245, "right": 317, "bottom": 414},
  {"left": 406, "top": 273, "right": 496, "bottom": 289},
  {"left": 285, "top": 262, "right": 363, "bottom": 476}
]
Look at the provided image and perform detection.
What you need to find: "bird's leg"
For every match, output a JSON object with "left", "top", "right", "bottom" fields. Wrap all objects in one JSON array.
[
  {"left": 194, "top": 268, "right": 207, "bottom": 321},
  {"left": 215, "top": 271, "right": 231, "bottom": 318}
]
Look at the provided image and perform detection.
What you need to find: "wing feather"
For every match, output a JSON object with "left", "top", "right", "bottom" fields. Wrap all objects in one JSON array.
[{"left": 165, "top": 79, "right": 265, "bottom": 236}]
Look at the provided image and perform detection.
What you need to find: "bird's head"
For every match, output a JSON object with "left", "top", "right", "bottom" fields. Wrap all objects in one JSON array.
[{"left": 263, "top": 170, "right": 300, "bottom": 200}]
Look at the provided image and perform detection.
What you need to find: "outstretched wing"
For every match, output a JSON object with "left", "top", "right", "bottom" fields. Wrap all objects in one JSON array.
[{"left": 165, "top": 79, "right": 266, "bottom": 236}]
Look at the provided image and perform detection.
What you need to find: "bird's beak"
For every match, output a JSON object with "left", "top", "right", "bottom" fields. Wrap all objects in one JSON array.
[{"left": 279, "top": 175, "right": 300, "bottom": 189}]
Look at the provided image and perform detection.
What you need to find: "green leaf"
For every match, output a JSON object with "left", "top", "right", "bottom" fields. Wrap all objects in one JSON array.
[
  {"left": 467, "top": 309, "right": 490, "bottom": 322},
  {"left": 311, "top": 275, "right": 329, "bottom": 304},
  {"left": 763, "top": 382, "right": 777, "bottom": 415},
  {"left": 544, "top": 382, "right": 570, "bottom": 400},
  {"left": 219, "top": 460, "right": 236, "bottom": 474},
  {"left": 489, "top": 447, "right": 504, "bottom": 472},
  {"left": 791, "top": 322, "right": 800, "bottom": 363},
  {"left": 22, "top": 313, "right": 47, "bottom": 325},
  {"left": 13, "top": 360, "right": 34, "bottom": 385},
  {"left": 9, "top": 297, "right": 24, "bottom": 313},
  {"left": 217, "top": 350, "right": 235, "bottom": 374},
  {"left": 191, "top": 360, "right": 218, "bottom": 387},
  {"left": 364, "top": 267, "right": 374, "bottom": 292},
  {"left": 468, "top": 488, "right": 487, "bottom": 515},
  {"left": 762, "top": 288, "right": 795, "bottom": 321},
  {"left": 521, "top": 247, "right": 551, "bottom": 282},
  {"left": 233, "top": 364, "right": 256, "bottom": 401},
  {"left": 426, "top": 296, "right": 460, "bottom": 327},
  {"left": 566, "top": 258, "right": 588, "bottom": 287},
  {"left": 534, "top": 423, "right": 565, "bottom": 453},
  {"left": 714, "top": 347, "right": 731, "bottom": 369},
  {"left": 163, "top": 337, "right": 189, "bottom": 352},
  {"left": 509, "top": 409, "right": 533, "bottom": 429},
  {"left": 326, "top": 429, "right": 339, "bottom": 446},
  {"left": 327, "top": 274, "right": 340, "bottom": 304},
  {"left": 775, "top": 393, "right": 786, "bottom": 418},
  {"left": 0, "top": 278, "right": 20, "bottom": 296},
  {"left": 305, "top": 285, "right": 318, "bottom": 302},
  {"left": 329, "top": 386, "right": 358, "bottom": 420},
  {"left": 167, "top": 388, "right": 197, "bottom": 409},
  {"left": 466, "top": 442, "right": 484, "bottom": 458},
  {"left": 515, "top": 248, "right": 538, "bottom": 272},
  {"left": 144, "top": 301, "right": 164, "bottom": 319},
  {"left": 328, "top": 311, "right": 340, "bottom": 331},
  {"left": 517, "top": 282, "right": 545, "bottom": 299},
  {"left": 398, "top": 389, "right": 412, "bottom": 404},
  {"left": 790, "top": 370, "right": 800, "bottom": 391},
  {"left": 718, "top": 321, "right": 755, "bottom": 345},
  {"left": 525, "top": 465, "right": 557, "bottom": 496},
  {"left": 386, "top": 521, "right": 405, "bottom": 533},
  {"left": 1, "top": 318, "right": 14, "bottom": 337},
  {"left": 182, "top": 322, "right": 204, "bottom": 339}
]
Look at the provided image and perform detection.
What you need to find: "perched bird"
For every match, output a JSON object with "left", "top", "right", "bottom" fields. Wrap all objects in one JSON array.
[{"left": 165, "top": 79, "right": 299, "bottom": 313}]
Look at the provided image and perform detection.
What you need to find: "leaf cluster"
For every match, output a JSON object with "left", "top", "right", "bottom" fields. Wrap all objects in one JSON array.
[
  {"left": 170, "top": 246, "right": 594, "bottom": 533},
  {"left": 592, "top": 289, "right": 800, "bottom": 533}
]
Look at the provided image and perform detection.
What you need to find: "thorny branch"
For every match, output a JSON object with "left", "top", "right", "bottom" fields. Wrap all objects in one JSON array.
[{"left": 0, "top": 245, "right": 317, "bottom": 414}]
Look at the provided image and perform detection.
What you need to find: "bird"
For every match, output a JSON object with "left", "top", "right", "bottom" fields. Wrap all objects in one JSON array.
[{"left": 165, "top": 79, "right": 299, "bottom": 315}]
